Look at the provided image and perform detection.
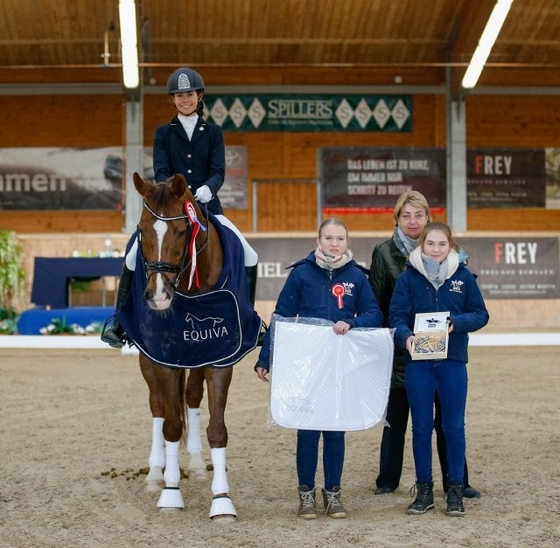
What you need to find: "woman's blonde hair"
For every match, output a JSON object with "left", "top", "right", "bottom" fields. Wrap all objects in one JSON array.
[{"left": 393, "top": 190, "right": 432, "bottom": 226}]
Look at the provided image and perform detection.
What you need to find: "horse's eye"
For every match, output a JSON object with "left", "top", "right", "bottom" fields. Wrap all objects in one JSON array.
[{"left": 177, "top": 229, "right": 187, "bottom": 239}]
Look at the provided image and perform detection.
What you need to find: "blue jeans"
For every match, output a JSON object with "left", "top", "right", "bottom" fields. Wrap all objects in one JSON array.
[
  {"left": 405, "top": 359, "right": 467, "bottom": 485},
  {"left": 296, "top": 430, "right": 345, "bottom": 490}
]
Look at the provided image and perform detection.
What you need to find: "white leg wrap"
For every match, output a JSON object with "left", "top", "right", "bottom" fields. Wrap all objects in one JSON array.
[
  {"left": 187, "top": 408, "right": 202, "bottom": 454},
  {"left": 211, "top": 447, "right": 229, "bottom": 496},
  {"left": 163, "top": 440, "right": 181, "bottom": 487},
  {"left": 149, "top": 417, "right": 165, "bottom": 468}
]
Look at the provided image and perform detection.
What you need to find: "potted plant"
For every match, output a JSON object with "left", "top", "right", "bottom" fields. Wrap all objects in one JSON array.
[{"left": 0, "top": 230, "right": 26, "bottom": 334}]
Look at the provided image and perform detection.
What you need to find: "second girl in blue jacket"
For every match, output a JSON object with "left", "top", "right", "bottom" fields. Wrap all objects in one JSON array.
[{"left": 255, "top": 218, "right": 383, "bottom": 520}]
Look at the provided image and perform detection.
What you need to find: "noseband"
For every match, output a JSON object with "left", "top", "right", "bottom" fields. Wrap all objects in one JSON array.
[{"left": 138, "top": 200, "right": 208, "bottom": 290}]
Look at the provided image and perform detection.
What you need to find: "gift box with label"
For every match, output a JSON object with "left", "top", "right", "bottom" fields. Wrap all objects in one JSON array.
[{"left": 411, "top": 311, "right": 449, "bottom": 360}]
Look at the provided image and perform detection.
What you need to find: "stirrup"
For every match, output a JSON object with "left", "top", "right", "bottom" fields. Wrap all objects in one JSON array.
[{"left": 100, "top": 316, "right": 127, "bottom": 349}]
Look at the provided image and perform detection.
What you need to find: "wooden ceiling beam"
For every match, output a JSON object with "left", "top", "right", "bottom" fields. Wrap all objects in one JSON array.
[{"left": 447, "top": 0, "right": 499, "bottom": 99}]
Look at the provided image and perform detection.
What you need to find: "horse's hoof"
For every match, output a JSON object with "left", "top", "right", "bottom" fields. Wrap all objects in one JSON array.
[
  {"left": 157, "top": 486, "right": 184, "bottom": 510},
  {"left": 189, "top": 469, "right": 208, "bottom": 482},
  {"left": 211, "top": 514, "right": 236, "bottom": 524},
  {"left": 209, "top": 494, "right": 236, "bottom": 521},
  {"left": 145, "top": 466, "right": 165, "bottom": 492},
  {"left": 145, "top": 480, "right": 164, "bottom": 493},
  {"left": 188, "top": 453, "right": 208, "bottom": 481},
  {"left": 159, "top": 506, "right": 184, "bottom": 514}
]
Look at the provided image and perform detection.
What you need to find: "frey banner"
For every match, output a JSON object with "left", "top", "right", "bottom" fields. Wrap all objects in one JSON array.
[
  {"left": 467, "top": 148, "right": 547, "bottom": 208},
  {"left": 247, "top": 236, "right": 560, "bottom": 301},
  {"left": 204, "top": 95, "right": 413, "bottom": 132},
  {"left": 462, "top": 236, "right": 559, "bottom": 299},
  {"left": 320, "top": 147, "right": 446, "bottom": 213}
]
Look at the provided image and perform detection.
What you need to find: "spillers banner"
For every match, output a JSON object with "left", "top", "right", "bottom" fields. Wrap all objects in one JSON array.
[
  {"left": 320, "top": 147, "right": 446, "bottom": 214},
  {"left": 247, "top": 236, "right": 560, "bottom": 301},
  {"left": 204, "top": 95, "right": 413, "bottom": 132},
  {"left": 467, "top": 148, "right": 547, "bottom": 208}
]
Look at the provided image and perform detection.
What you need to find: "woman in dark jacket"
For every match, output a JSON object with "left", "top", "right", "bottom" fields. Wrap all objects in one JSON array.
[{"left": 369, "top": 191, "right": 479, "bottom": 498}]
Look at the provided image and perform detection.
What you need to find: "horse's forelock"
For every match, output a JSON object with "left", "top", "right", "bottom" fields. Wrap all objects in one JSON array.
[{"left": 150, "top": 182, "right": 184, "bottom": 212}]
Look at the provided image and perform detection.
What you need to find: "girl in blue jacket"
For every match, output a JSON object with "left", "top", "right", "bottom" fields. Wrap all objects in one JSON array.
[
  {"left": 389, "top": 222, "right": 489, "bottom": 517},
  {"left": 255, "top": 218, "right": 383, "bottom": 520}
]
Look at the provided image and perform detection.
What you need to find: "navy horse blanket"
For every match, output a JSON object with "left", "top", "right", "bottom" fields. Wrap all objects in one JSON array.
[{"left": 116, "top": 215, "right": 262, "bottom": 368}]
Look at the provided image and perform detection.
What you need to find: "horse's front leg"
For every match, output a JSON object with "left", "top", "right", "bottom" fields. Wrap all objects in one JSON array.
[
  {"left": 152, "top": 366, "right": 186, "bottom": 512},
  {"left": 205, "top": 366, "right": 236, "bottom": 521},
  {"left": 186, "top": 368, "right": 208, "bottom": 481},
  {"left": 140, "top": 355, "right": 166, "bottom": 492}
]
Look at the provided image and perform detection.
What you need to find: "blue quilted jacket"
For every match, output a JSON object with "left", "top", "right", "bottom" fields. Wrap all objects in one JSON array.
[
  {"left": 256, "top": 252, "right": 383, "bottom": 370},
  {"left": 389, "top": 252, "right": 489, "bottom": 363}
]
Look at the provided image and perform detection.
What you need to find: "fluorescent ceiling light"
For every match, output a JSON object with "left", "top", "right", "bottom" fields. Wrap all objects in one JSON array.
[
  {"left": 119, "top": 0, "right": 139, "bottom": 88},
  {"left": 462, "top": 0, "right": 514, "bottom": 89}
]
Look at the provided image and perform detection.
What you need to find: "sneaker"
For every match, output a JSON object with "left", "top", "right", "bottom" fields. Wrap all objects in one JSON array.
[
  {"left": 297, "top": 485, "right": 317, "bottom": 519},
  {"left": 374, "top": 486, "right": 395, "bottom": 495},
  {"left": 463, "top": 486, "right": 481, "bottom": 499},
  {"left": 446, "top": 484, "right": 465, "bottom": 517},
  {"left": 322, "top": 486, "right": 347, "bottom": 519},
  {"left": 406, "top": 482, "right": 434, "bottom": 515}
]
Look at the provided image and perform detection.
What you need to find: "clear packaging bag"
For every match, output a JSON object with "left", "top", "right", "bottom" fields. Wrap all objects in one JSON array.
[{"left": 268, "top": 315, "right": 394, "bottom": 431}]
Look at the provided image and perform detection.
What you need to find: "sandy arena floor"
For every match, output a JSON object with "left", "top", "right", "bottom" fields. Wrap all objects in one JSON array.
[{"left": 0, "top": 346, "right": 559, "bottom": 548}]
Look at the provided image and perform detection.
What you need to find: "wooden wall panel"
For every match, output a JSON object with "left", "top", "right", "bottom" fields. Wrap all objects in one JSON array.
[
  {"left": 0, "top": 95, "right": 123, "bottom": 147},
  {"left": 0, "top": 211, "right": 124, "bottom": 233},
  {"left": 466, "top": 96, "right": 560, "bottom": 148},
  {"left": 0, "top": 86, "right": 559, "bottom": 234}
]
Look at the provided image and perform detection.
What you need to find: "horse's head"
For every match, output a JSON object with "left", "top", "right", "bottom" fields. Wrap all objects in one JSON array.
[{"left": 133, "top": 172, "right": 217, "bottom": 311}]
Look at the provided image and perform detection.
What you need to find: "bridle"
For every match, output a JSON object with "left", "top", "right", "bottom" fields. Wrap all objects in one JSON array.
[{"left": 138, "top": 200, "right": 209, "bottom": 290}]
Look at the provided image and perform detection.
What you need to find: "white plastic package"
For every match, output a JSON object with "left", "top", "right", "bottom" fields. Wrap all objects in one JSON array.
[{"left": 268, "top": 316, "right": 394, "bottom": 431}]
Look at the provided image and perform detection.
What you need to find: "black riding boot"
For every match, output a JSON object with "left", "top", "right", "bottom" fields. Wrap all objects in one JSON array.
[
  {"left": 101, "top": 265, "right": 134, "bottom": 348},
  {"left": 245, "top": 265, "right": 258, "bottom": 305}
]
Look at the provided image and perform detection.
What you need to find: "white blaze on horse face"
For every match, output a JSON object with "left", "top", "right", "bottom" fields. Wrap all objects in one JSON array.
[{"left": 152, "top": 219, "right": 172, "bottom": 309}]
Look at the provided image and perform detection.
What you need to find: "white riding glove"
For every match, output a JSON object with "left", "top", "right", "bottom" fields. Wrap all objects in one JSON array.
[{"left": 194, "top": 185, "right": 212, "bottom": 204}]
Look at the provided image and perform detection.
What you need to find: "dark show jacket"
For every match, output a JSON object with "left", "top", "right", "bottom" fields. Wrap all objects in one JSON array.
[{"left": 153, "top": 115, "right": 225, "bottom": 215}]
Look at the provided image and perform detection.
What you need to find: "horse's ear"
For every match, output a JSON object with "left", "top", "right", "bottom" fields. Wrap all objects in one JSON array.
[
  {"left": 133, "top": 172, "right": 154, "bottom": 198},
  {"left": 171, "top": 173, "right": 188, "bottom": 198}
]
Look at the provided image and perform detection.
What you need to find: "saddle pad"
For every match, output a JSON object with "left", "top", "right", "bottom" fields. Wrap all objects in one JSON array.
[
  {"left": 269, "top": 319, "right": 394, "bottom": 431},
  {"left": 117, "top": 215, "right": 262, "bottom": 368}
]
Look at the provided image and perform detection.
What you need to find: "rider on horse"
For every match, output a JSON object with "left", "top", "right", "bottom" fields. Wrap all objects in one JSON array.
[{"left": 102, "top": 67, "right": 259, "bottom": 348}]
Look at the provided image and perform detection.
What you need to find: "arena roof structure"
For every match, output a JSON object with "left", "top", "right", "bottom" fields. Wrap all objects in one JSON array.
[{"left": 1, "top": 0, "right": 559, "bottom": 94}]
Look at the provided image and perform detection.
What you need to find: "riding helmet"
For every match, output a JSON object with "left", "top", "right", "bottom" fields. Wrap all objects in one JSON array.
[{"left": 167, "top": 67, "right": 205, "bottom": 94}]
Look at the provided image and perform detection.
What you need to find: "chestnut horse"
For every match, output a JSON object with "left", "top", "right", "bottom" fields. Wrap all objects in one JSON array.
[{"left": 119, "top": 172, "right": 261, "bottom": 521}]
